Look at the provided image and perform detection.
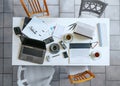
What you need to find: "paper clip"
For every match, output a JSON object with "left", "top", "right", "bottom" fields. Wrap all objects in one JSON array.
[{"left": 90, "top": 41, "right": 99, "bottom": 49}]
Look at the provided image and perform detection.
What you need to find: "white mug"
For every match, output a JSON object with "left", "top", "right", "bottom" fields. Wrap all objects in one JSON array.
[
  {"left": 63, "top": 33, "right": 73, "bottom": 43},
  {"left": 91, "top": 51, "right": 101, "bottom": 60}
]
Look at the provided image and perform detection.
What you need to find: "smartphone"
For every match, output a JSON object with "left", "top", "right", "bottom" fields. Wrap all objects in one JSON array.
[
  {"left": 59, "top": 41, "right": 67, "bottom": 49},
  {"left": 63, "top": 52, "right": 68, "bottom": 58}
]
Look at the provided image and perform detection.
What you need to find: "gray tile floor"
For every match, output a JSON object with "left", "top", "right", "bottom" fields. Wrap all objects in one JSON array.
[{"left": 0, "top": 0, "right": 120, "bottom": 86}]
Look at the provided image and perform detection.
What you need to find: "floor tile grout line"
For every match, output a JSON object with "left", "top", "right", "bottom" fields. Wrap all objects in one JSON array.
[
  {"left": 58, "top": 0, "right": 60, "bottom": 17},
  {"left": 110, "top": 35, "right": 120, "bottom": 36},
  {"left": 90, "top": 66, "right": 91, "bottom": 86},
  {"left": 105, "top": 66, "right": 107, "bottom": 86},
  {"left": 59, "top": 66, "right": 60, "bottom": 86},
  {"left": 12, "top": 1, "right": 14, "bottom": 86},
  {"left": 0, "top": 73, "right": 13, "bottom": 74},
  {"left": 3, "top": 0, "right": 4, "bottom": 84},
  {"left": 0, "top": 12, "right": 13, "bottom": 13},
  {"left": 119, "top": 0, "right": 120, "bottom": 35},
  {"left": 105, "top": 65, "right": 120, "bottom": 66},
  {"left": 110, "top": 49, "right": 120, "bottom": 51},
  {"left": 110, "top": 50, "right": 120, "bottom": 52},
  {"left": 3, "top": 42, "right": 12, "bottom": 44},
  {"left": 106, "top": 80, "right": 120, "bottom": 81}
]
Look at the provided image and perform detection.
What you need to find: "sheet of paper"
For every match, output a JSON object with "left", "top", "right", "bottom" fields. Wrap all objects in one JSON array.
[
  {"left": 53, "top": 25, "right": 65, "bottom": 38},
  {"left": 22, "top": 17, "right": 52, "bottom": 41},
  {"left": 69, "top": 43, "right": 90, "bottom": 64},
  {"left": 69, "top": 49, "right": 90, "bottom": 64}
]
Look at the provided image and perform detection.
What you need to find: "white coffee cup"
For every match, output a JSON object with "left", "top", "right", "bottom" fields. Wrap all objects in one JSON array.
[
  {"left": 63, "top": 33, "right": 73, "bottom": 43},
  {"left": 90, "top": 51, "right": 101, "bottom": 60}
]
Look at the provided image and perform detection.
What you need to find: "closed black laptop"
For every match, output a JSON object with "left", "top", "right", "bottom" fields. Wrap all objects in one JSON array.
[{"left": 19, "top": 38, "right": 46, "bottom": 64}]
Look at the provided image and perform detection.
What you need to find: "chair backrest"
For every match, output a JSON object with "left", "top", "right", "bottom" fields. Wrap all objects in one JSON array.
[
  {"left": 20, "top": 0, "right": 49, "bottom": 17},
  {"left": 79, "top": 0, "right": 108, "bottom": 17},
  {"left": 68, "top": 70, "right": 95, "bottom": 84}
]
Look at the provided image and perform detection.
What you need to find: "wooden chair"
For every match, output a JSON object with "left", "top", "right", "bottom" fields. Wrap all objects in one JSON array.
[
  {"left": 79, "top": 0, "right": 108, "bottom": 18},
  {"left": 68, "top": 70, "right": 95, "bottom": 84},
  {"left": 66, "top": 66, "right": 95, "bottom": 84},
  {"left": 20, "top": 0, "right": 49, "bottom": 17}
]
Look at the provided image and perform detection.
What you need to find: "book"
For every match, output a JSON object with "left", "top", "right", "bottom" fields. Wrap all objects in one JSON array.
[{"left": 74, "top": 22, "right": 95, "bottom": 39}]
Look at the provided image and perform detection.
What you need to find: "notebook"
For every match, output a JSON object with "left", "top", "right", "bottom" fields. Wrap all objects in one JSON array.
[
  {"left": 69, "top": 43, "right": 91, "bottom": 64},
  {"left": 74, "top": 22, "right": 95, "bottom": 39}
]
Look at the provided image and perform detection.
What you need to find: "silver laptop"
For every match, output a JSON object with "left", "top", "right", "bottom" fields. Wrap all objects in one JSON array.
[{"left": 19, "top": 38, "right": 46, "bottom": 64}]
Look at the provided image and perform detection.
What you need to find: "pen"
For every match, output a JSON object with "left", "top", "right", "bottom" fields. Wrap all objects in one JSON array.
[
  {"left": 29, "top": 26, "right": 37, "bottom": 34},
  {"left": 52, "top": 54, "right": 60, "bottom": 58}
]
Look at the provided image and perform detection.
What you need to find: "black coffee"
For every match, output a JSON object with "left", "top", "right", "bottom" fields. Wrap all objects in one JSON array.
[{"left": 66, "top": 35, "right": 71, "bottom": 40}]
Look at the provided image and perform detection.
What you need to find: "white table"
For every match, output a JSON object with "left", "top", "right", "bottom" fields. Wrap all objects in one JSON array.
[{"left": 12, "top": 17, "right": 110, "bottom": 66}]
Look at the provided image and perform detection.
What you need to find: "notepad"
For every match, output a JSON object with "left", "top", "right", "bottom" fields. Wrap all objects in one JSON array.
[
  {"left": 69, "top": 43, "right": 91, "bottom": 64},
  {"left": 53, "top": 25, "right": 65, "bottom": 38}
]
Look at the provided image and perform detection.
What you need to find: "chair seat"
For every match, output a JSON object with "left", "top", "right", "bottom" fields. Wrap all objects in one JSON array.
[
  {"left": 64, "top": 66, "right": 95, "bottom": 84},
  {"left": 23, "top": 66, "right": 55, "bottom": 86},
  {"left": 68, "top": 70, "right": 95, "bottom": 84}
]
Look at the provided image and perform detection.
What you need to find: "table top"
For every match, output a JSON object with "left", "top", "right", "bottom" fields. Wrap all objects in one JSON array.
[{"left": 12, "top": 17, "right": 110, "bottom": 66}]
